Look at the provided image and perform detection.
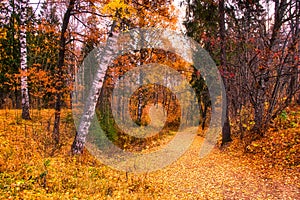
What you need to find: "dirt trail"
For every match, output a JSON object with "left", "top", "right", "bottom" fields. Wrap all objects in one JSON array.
[{"left": 146, "top": 136, "right": 299, "bottom": 199}]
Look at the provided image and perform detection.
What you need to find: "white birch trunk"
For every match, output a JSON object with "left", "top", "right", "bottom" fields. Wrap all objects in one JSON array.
[
  {"left": 71, "top": 22, "right": 118, "bottom": 154},
  {"left": 19, "top": 0, "right": 31, "bottom": 120}
]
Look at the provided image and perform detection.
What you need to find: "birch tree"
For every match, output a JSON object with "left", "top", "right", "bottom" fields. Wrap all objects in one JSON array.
[
  {"left": 19, "top": 0, "right": 31, "bottom": 120},
  {"left": 71, "top": 0, "right": 175, "bottom": 154},
  {"left": 52, "top": 0, "right": 113, "bottom": 144},
  {"left": 71, "top": 20, "right": 118, "bottom": 154}
]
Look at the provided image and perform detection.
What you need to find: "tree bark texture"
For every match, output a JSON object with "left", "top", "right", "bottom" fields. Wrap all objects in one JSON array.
[
  {"left": 71, "top": 21, "right": 118, "bottom": 154},
  {"left": 53, "top": 0, "right": 76, "bottom": 144},
  {"left": 219, "top": 0, "right": 232, "bottom": 145},
  {"left": 19, "top": 0, "right": 31, "bottom": 120}
]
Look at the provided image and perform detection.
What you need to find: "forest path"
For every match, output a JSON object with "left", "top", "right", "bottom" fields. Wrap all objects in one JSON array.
[{"left": 145, "top": 135, "right": 299, "bottom": 199}]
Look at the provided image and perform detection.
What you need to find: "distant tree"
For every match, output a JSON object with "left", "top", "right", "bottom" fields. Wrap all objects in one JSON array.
[
  {"left": 0, "top": 0, "right": 21, "bottom": 108},
  {"left": 26, "top": 0, "right": 61, "bottom": 109}
]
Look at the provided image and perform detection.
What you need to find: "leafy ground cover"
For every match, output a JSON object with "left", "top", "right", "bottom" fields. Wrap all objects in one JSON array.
[{"left": 0, "top": 108, "right": 299, "bottom": 199}]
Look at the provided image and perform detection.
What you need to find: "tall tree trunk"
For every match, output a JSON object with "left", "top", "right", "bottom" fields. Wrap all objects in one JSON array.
[
  {"left": 137, "top": 90, "right": 143, "bottom": 125},
  {"left": 136, "top": 59, "right": 144, "bottom": 125},
  {"left": 136, "top": 35, "right": 145, "bottom": 126},
  {"left": 71, "top": 21, "right": 117, "bottom": 154},
  {"left": 219, "top": 0, "right": 232, "bottom": 145},
  {"left": 19, "top": 0, "right": 31, "bottom": 120},
  {"left": 53, "top": 0, "right": 76, "bottom": 144}
]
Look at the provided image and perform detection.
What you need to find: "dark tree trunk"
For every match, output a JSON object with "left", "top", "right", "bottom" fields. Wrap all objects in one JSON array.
[
  {"left": 53, "top": 0, "right": 76, "bottom": 144},
  {"left": 219, "top": 0, "right": 232, "bottom": 145},
  {"left": 201, "top": 102, "right": 208, "bottom": 130},
  {"left": 136, "top": 43, "right": 146, "bottom": 126},
  {"left": 222, "top": 100, "right": 232, "bottom": 144},
  {"left": 252, "top": 77, "right": 266, "bottom": 136}
]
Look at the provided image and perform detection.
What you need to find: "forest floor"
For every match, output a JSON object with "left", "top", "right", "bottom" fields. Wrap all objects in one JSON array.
[
  {"left": 0, "top": 109, "right": 299, "bottom": 199},
  {"left": 146, "top": 136, "right": 300, "bottom": 199}
]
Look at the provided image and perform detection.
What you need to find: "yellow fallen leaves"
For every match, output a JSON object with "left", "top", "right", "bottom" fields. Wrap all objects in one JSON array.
[{"left": 1, "top": 108, "right": 299, "bottom": 199}]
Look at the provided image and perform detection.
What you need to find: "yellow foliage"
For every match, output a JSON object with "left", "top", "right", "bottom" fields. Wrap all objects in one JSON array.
[
  {"left": 102, "top": 0, "right": 136, "bottom": 19},
  {"left": 0, "top": 27, "right": 7, "bottom": 40}
]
